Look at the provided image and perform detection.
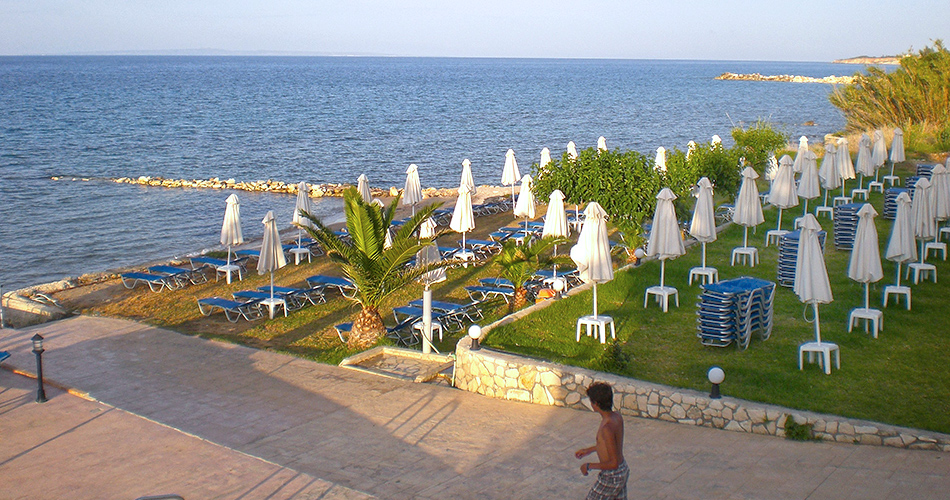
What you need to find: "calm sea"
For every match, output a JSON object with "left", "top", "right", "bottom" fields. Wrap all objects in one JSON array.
[{"left": 0, "top": 56, "right": 851, "bottom": 290}]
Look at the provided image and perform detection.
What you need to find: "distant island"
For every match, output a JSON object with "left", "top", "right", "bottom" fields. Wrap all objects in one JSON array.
[
  {"left": 715, "top": 72, "right": 855, "bottom": 84},
  {"left": 833, "top": 56, "right": 902, "bottom": 65}
]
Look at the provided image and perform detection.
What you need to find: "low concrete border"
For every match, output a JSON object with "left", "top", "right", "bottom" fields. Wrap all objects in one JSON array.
[{"left": 340, "top": 346, "right": 454, "bottom": 383}]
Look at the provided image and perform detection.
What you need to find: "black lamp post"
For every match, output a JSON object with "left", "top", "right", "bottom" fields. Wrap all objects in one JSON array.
[
  {"left": 32, "top": 334, "right": 47, "bottom": 403},
  {"left": 468, "top": 325, "right": 482, "bottom": 350},
  {"left": 708, "top": 366, "right": 724, "bottom": 400}
]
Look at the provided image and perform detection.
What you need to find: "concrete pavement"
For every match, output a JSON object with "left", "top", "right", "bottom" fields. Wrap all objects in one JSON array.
[{"left": 2, "top": 316, "right": 949, "bottom": 499}]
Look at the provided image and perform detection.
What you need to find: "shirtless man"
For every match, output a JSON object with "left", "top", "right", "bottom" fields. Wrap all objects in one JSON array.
[{"left": 575, "top": 382, "right": 628, "bottom": 500}]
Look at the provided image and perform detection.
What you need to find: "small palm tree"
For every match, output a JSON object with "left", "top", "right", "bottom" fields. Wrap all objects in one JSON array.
[
  {"left": 299, "top": 187, "right": 448, "bottom": 350},
  {"left": 493, "top": 236, "right": 569, "bottom": 310}
]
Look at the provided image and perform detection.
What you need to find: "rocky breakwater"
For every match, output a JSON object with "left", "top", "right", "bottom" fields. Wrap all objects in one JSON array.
[{"left": 716, "top": 72, "right": 855, "bottom": 85}]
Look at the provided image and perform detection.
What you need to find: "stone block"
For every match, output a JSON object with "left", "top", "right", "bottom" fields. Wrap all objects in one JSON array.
[
  {"left": 859, "top": 434, "right": 882, "bottom": 446},
  {"left": 825, "top": 421, "right": 838, "bottom": 434},
  {"left": 505, "top": 368, "right": 520, "bottom": 379},
  {"left": 540, "top": 371, "right": 560, "bottom": 386},
  {"left": 565, "top": 392, "right": 581, "bottom": 405},
  {"left": 670, "top": 405, "right": 686, "bottom": 420},
  {"left": 900, "top": 434, "right": 916, "bottom": 446},
  {"left": 548, "top": 385, "right": 568, "bottom": 401},
  {"left": 647, "top": 405, "right": 660, "bottom": 418},
  {"left": 686, "top": 407, "right": 702, "bottom": 420},
  {"left": 661, "top": 396, "right": 673, "bottom": 407},
  {"left": 883, "top": 436, "right": 904, "bottom": 447},
  {"left": 507, "top": 389, "right": 531, "bottom": 402},
  {"left": 909, "top": 442, "right": 938, "bottom": 451},
  {"left": 747, "top": 409, "right": 766, "bottom": 423},
  {"left": 671, "top": 393, "right": 682, "bottom": 404},
  {"left": 838, "top": 422, "right": 854, "bottom": 436},
  {"left": 854, "top": 425, "right": 879, "bottom": 435},
  {"left": 682, "top": 395, "right": 696, "bottom": 406},
  {"left": 836, "top": 435, "right": 856, "bottom": 444},
  {"left": 722, "top": 407, "right": 733, "bottom": 420},
  {"left": 648, "top": 393, "right": 659, "bottom": 405},
  {"left": 636, "top": 395, "right": 647, "bottom": 410},
  {"left": 710, "top": 399, "right": 724, "bottom": 411},
  {"left": 734, "top": 408, "right": 748, "bottom": 421},
  {"left": 724, "top": 421, "right": 743, "bottom": 432}
]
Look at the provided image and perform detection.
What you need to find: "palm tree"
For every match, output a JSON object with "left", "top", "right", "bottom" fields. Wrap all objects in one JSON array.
[
  {"left": 493, "top": 236, "right": 569, "bottom": 310},
  {"left": 299, "top": 187, "right": 448, "bottom": 350}
]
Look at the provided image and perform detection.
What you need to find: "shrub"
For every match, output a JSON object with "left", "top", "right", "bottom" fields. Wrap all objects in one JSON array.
[
  {"left": 731, "top": 120, "right": 788, "bottom": 172},
  {"left": 783, "top": 415, "right": 818, "bottom": 441}
]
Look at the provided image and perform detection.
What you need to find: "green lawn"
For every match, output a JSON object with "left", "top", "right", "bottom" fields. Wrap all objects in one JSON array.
[{"left": 487, "top": 175, "right": 950, "bottom": 434}]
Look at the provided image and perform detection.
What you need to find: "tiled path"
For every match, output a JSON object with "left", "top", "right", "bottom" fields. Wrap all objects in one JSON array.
[{"left": 2, "top": 316, "right": 949, "bottom": 499}]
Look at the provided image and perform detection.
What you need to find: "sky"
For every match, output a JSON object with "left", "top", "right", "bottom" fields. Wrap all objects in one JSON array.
[{"left": 0, "top": 0, "right": 947, "bottom": 61}]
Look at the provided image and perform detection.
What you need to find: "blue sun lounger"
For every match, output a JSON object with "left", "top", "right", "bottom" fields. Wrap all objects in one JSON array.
[
  {"left": 197, "top": 297, "right": 263, "bottom": 322},
  {"left": 258, "top": 285, "right": 327, "bottom": 307},
  {"left": 0, "top": 351, "right": 9, "bottom": 364},
  {"left": 148, "top": 265, "right": 209, "bottom": 286},
  {"left": 306, "top": 275, "right": 358, "bottom": 298},
  {"left": 333, "top": 318, "right": 418, "bottom": 346},
  {"left": 121, "top": 272, "right": 179, "bottom": 292}
]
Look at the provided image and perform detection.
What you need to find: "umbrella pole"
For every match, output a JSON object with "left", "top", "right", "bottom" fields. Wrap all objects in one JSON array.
[
  {"left": 297, "top": 228, "right": 302, "bottom": 248},
  {"left": 553, "top": 244, "right": 558, "bottom": 279},
  {"left": 823, "top": 190, "right": 828, "bottom": 207},
  {"left": 864, "top": 282, "right": 870, "bottom": 310},
  {"left": 889, "top": 161, "right": 895, "bottom": 178},
  {"left": 422, "top": 287, "right": 433, "bottom": 354},
  {"left": 226, "top": 245, "right": 233, "bottom": 284},
  {"left": 777, "top": 207, "right": 783, "bottom": 231},
  {"left": 462, "top": 231, "right": 467, "bottom": 252},
  {"left": 702, "top": 242, "right": 707, "bottom": 268},
  {"left": 896, "top": 262, "right": 902, "bottom": 287},
  {"left": 743, "top": 226, "right": 749, "bottom": 248},
  {"left": 524, "top": 217, "right": 529, "bottom": 240},
  {"left": 814, "top": 302, "right": 822, "bottom": 344},
  {"left": 592, "top": 282, "right": 598, "bottom": 319},
  {"left": 660, "top": 259, "right": 666, "bottom": 288},
  {"left": 920, "top": 239, "right": 926, "bottom": 264},
  {"left": 803, "top": 199, "right": 809, "bottom": 215}
]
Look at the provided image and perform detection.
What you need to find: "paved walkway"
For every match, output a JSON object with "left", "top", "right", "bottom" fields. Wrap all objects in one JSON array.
[{"left": 2, "top": 317, "right": 950, "bottom": 499}]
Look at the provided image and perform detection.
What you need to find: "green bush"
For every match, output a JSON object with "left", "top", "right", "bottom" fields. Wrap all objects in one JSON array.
[
  {"left": 829, "top": 40, "right": 950, "bottom": 134},
  {"left": 783, "top": 415, "right": 818, "bottom": 441},
  {"left": 731, "top": 120, "right": 788, "bottom": 172}
]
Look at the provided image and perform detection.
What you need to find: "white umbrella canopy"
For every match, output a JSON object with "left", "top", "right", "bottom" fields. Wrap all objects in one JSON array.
[
  {"left": 798, "top": 149, "right": 821, "bottom": 213},
  {"left": 567, "top": 141, "right": 578, "bottom": 160},
  {"left": 930, "top": 164, "right": 950, "bottom": 222},
  {"left": 794, "top": 214, "right": 833, "bottom": 342},
  {"left": 419, "top": 217, "right": 437, "bottom": 239},
  {"left": 655, "top": 147, "right": 667, "bottom": 172},
  {"left": 539, "top": 147, "right": 552, "bottom": 177},
  {"left": 513, "top": 175, "right": 536, "bottom": 238},
  {"left": 764, "top": 153, "right": 779, "bottom": 182},
  {"left": 836, "top": 137, "right": 855, "bottom": 196},
  {"left": 686, "top": 141, "right": 697, "bottom": 160},
  {"left": 357, "top": 174, "right": 372, "bottom": 203},
  {"left": 292, "top": 181, "right": 314, "bottom": 248},
  {"left": 542, "top": 189, "right": 569, "bottom": 239},
  {"left": 450, "top": 183, "right": 475, "bottom": 251},
  {"left": 597, "top": 136, "right": 607, "bottom": 152},
  {"left": 220, "top": 193, "right": 244, "bottom": 281},
  {"left": 818, "top": 142, "right": 840, "bottom": 207},
  {"left": 711, "top": 135, "right": 722, "bottom": 148},
  {"left": 768, "top": 154, "right": 799, "bottom": 232},
  {"left": 871, "top": 130, "right": 888, "bottom": 170},
  {"left": 792, "top": 136, "right": 809, "bottom": 173},
  {"left": 689, "top": 177, "right": 717, "bottom": 268},
  {"left": 848, "top": 204, "right": 884, "bottom": 309},
  {"left": 647, "top": 188, "right": 686, "bottom": 288},
  {"left": 885, "top": 191, "right": 917, "bottom": 287},
  {"left": 403, "top": 164, "right": 423, "bottom": 214},
  {"left": 416, "top": 243, "right": 446, "bottom": 285},
  {"left": 734, "top": 166, "right": 765, "bottom": 247},
  {"left": 460, "top": 159, "right": 476, "bottom": 193},
  {"left": 890, "top": 128, "right": 906, "bottom": 163},
  {"left": 570, "top": 202, "right": 613, "bottom": 317},
  {"left": 855, "top": 133, "right": 875, "bottom": 180},
  {"left": 912, "top": 177, "right": 936, "bottom": 262},
  {"left": 258, "top": 211, "right": 287, "bottom": 316},
  {"left": 502, "top": 148, "right": 521, "bottom": 205}
]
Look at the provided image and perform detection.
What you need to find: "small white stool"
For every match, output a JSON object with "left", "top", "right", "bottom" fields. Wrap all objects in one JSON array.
[
  {"left": 216, "top": 263, "right": 243, "bottom": 284},
  {"left": 455, "top": 250, "right": 475, "bottom": 268},
  {"left": 576, "top": 315, "right": 615, "bottom": 344},
  {"left": 644, "top": 286, "right": 679, "bottom": 312},
  {"left": 940, "top": 226, "right": 950, "bottom": 242},
  {"left": 868, "top": 181, "right": 884, "bottom": 193},
  {"left": 833, "top": 196, "right": 852, "bottom": 206},
  {"left": 851, "top": 188, "right": 869, "bottom": 200},
  {"left": 848, "top": 308, "right": 883, "bottom": 338},
  {"left": 883, "top": 175, "right": 900, "bottom": 186},
  {"left": 289, "top": 247, "right": 311, "bottom": 265},
  {"left": 882, "top": 285, "right": 911, "bottom": 310},
  {"left": 799, "top": 341, "right": 841, "bottom": 375},
  {"left": 907, "top": 262, "right": 937, "bottom": 284},
  {"left": 731, "top": 247, "right": 759, "bottom": 267},
  {"left": 924, "top": 241, "right": 947, "bottom": 260},
  {"left": 260, "top": 297, "right": 288, "bottom": 319},
  {"left": 815, "top": 205, "right": 834, "bottom": 219},
  {"left": 413, "top": 320, "right": 444, "bottom": 342},
  {"left": 765, "top": 229, "right": 788, "bottom": 247},
  {"left": 688, "top": 267, "right": 718, "bottom": 286}
]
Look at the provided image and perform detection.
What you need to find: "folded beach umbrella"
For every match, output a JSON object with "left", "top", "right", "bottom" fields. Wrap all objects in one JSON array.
[
  {"left": 711, "top": 135, "right": 722, "bottom": 148},
  {"left": 502, "top": 149, "right": 521, "bottom": 207},
  {"left": 792, "top": 136, "right": 808, "bottom": 173},
  {"left": 647, "top": 188, "right": 686, "bottom": 289},
  {"left": 357, "top": 174, "right": 372, "bottom": 203},
  {"left": 258, "top": 211, "right": 287, "bottom": 318},
  {"left": 292, "top": 181, "right": 314, "bottom": 249},
  {"left": 855, "top": 134, "right": 875, "bottom": 188},
  {"left": 655, "top": 147, "right": 667, "bottom": 173},
  {"left": 403, "top": 164, "right": 423, "bottom": 215},
  {"left": 570, "top": 202, "right": 613, "bottom": 318},
  {"left": 798, "top": 149, "right": 821, "bottom": 214},
  {"left": 419, "top": 217, "right": 437, "bottom": 239},
  {"left": 597, "top": 136, "right": 607, "bottom": 152},
  {"left": 450, "top": 183, "right": 475, "bottom": 253},
  {"left": 912, "top": 177, "right": 936, "bottom": 264},
  {"left": 818, "top": 142, "right": 840, "bottom": 207},
  {"left": 836, "top": 137, "right": 855, "bottom": 197},
  {"left": 872, "top": 130, "right": 887, "bottom": 181},
  {"left": 686, "top": 141, "right": 697, "bottom": 160},
  {"left": 848, "top": 204, "right": 884, "bottom": 312},
  {"left": 734, "top": 166, "right": 765, "bottom": 248},
  {"left": 764, "top": 153, "right": 779, "bottom": 182},
  {"left": 220, "top": 193, "right": 244, "bottom": 283},
  {"left": 768, "top": 155, "right": 799, "bottom": 232},
  {"left": 460, "top": 159, "right": 476, "bottom": 193},
  {"left": 543, "top": 189, "right": 569, "bottom": 279},
  {"left": 415, "top": 242, "right": 445, "bottom": 353},
  {"left": 567, "top": 141, "right": 578, "bottom": 160},
  {"left": 513, "top": 175, "right": 536, "bottom": 239},
  {"left": 689, "top": 177, "right": 717, "bottom": 269},
  {"left": 885, "top": 191, "right": 916, "bottom": 289},
  {"left": 930, "top": 164, "right": 950, "bottom": 224},
  {"left": 889, "top": 128, "right": 905, "bottom": 179},
  {"left": 794, "top": 214, "right": 833, "bottom": 343},
  {"left": 538, "top": 147, "right": 552, "bottom": 177}
]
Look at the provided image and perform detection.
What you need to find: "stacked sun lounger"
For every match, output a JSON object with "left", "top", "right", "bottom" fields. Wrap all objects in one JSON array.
[
  {"left": 832, "top": 203, "right": 862, "bottom": 250},
  {"left": 776, "top": 229, "right": 827, "bottom": 288},
  {"left": 905, "top": 176, "right": 921, "bottom": 192},
  {"left": 696, "top": 277, "right": 775, "bottom": 349},
  {"left": 883, "top": 187, "right": 910, "bottom": 220},
  {"left": 916, "top": 164, "right": 935, "bottom": 179}
]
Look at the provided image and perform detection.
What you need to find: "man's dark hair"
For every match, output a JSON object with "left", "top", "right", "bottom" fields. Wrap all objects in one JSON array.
[{"left": 586, "top": 382, "right": 613, "bottom": 411}]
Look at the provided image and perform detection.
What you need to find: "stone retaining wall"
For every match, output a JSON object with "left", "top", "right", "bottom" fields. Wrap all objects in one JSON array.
[{"left": 454, "top": 341, "right": 950, "bottom": 451}]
